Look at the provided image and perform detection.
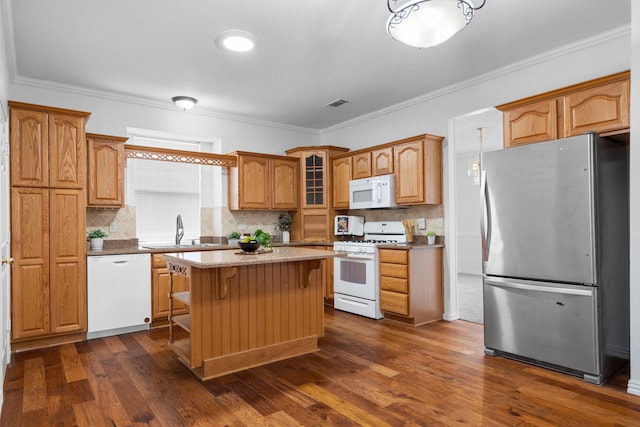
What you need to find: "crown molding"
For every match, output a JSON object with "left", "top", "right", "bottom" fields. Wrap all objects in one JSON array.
[
  {"left": 322, "top": 24, "right": 631, "bottom": 134},
  {"left": 9, "top": 74, "right": 321, "bottom": 135}
]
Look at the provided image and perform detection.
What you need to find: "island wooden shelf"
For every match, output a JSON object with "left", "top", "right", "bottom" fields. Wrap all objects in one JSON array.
[{"left": 164, "top": 247, "right": 340, "bottom": 380}]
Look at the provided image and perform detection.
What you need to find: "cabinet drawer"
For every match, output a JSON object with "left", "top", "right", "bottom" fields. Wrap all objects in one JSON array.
[
  {"left": 152, "top": 254, "right": 167, "bottom": 268},
  {"left": 380, "top": 290, "right": 409, "bottom": 315},
  {"left": 380, "top": 262, "right": 408, "bottom": 279},
  {"left": 380, "top": 276, "right": 408, "bottom": 293},
  {"left": 379, "top": 249, "right": 408, "bottom": 264}
]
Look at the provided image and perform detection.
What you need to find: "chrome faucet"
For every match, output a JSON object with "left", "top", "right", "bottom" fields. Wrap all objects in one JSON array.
[{"left": 175, "top": 214, "right": 184, "bottom": 245}]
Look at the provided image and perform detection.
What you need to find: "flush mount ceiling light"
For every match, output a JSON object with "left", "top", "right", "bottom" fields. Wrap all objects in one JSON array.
[
  {"left": 172, "top": 96, "right": 198, "bottom": 110},
  {"left": 386, "top": 0, "right": 486, "bottom": 48},
  {"left": 215, "top": 30, "right": 257, "bottom": 52}
]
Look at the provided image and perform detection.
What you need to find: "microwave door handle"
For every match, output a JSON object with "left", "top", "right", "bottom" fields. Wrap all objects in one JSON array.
[{"left": 376, "top": 183, "right": 381, "bottom": 202}]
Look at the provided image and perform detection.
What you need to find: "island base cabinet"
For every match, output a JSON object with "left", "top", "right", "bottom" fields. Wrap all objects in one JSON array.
[{"left": 168, "top": 259, "right": 325, "bottom": 380}]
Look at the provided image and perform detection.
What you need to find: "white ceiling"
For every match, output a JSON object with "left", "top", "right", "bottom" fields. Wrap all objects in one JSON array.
[{"left": 5, "top": 0, "right": 631, "bottom": 130}]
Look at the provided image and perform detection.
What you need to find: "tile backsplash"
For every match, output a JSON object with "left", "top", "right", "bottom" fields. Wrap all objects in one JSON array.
[{"left": 87, "top": 204, "right": 444, "bottom": 241}]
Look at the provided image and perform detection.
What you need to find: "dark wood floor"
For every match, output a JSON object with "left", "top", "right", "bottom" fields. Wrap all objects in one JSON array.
[{"left": 2, "top": 307, "right": 639, "bottom": 426}]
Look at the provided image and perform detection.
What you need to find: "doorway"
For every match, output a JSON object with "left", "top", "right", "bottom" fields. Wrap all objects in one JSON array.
[{"left": 448, "top": 108, "right": 502, "bottom": 323}]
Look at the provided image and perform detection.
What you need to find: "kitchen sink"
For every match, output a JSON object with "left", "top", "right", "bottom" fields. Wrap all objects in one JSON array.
[{"left": 141, "top": 243, "right": 224, "bottom": 249}]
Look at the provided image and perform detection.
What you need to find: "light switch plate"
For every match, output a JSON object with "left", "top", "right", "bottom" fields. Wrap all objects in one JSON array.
[{"left": 417, "top": 218, "right": 426, "bottom": 230}]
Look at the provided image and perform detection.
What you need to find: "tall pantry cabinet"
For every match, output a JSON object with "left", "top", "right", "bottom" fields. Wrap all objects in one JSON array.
[{"left": 9, "top": 101, "right": 90, "bottom": 349}]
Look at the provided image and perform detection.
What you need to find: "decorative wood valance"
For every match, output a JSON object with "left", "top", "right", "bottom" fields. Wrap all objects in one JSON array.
[{"left": 125, "top": 144, "right": 237, "bottom": 167}]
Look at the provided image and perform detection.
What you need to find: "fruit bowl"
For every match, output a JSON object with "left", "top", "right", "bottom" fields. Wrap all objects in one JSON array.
[{"left": 238, "top": 240, "right": 260, "bottom": 252}]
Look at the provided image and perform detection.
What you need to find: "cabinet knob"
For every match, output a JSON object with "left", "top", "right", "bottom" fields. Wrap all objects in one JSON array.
[{"left": 2, "top": 258, "right": 14, "bottom": 265}]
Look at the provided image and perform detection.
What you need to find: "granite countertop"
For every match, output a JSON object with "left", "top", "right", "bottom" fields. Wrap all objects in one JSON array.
[
  {"left": 163, "top": 246, "right": 342, "bottom": 269},
  {"left": 86, "top": 240, "right": 333, "bottom": 256}
]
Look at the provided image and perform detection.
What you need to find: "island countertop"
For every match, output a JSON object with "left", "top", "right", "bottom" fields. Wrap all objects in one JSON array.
[{"left": 163, "top": 246, "right": 340, "bottom": 269}]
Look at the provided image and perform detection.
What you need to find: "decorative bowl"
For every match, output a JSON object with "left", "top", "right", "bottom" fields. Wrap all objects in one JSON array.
[{"left": 238, "top": 240, "right": 260, "bottom": 252}]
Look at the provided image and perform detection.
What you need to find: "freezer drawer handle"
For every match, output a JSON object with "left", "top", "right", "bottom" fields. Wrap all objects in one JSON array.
[{"left": 485, "top": 279, "right": 593, "bottom": 296}]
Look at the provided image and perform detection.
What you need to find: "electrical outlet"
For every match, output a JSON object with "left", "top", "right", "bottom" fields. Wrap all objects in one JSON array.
[
  {"left": 109, "top": 221, "right": 117, "bottom": 232},
  {"left": 417, "top": 218, "right": 426, "bottom": 230},
  {"left": 238, "top": 223, "right": 247, "bottom": 230}
]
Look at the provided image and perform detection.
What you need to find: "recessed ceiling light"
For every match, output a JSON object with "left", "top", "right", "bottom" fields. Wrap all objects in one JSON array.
[{"left": 215, "top": 30, "right": 256, "bottom": 53}]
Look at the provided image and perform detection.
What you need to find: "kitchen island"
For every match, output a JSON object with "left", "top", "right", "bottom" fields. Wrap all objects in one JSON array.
[{"left": 163, "top": 247, "right": 339, "bottom": 380}]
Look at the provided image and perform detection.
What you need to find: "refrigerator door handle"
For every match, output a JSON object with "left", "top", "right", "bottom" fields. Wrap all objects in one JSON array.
[
  {"left": 480, "top": 170, "right": 491, "bottom": 263},
  {"left": 484, "top": 277, "right": 594, "bottom": 296}
]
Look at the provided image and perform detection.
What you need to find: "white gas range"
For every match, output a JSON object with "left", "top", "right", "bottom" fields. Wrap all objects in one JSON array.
[{"left": 333, "top": 221, "right": 408, "bottom": 319}]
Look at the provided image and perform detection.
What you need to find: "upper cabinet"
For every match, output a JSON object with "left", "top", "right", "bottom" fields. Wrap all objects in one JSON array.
[
  {"left": 394, "top": 134, "right": 443, "bottom": 205},
  {"left": 332, "top": 156, "right": 351, "bottom": 209},
  {"left": 352, "top": 152, "right": 371, "bottom": 180},
  {"left": 497, "top": 71, "right": 630, "bottom": 148},
  {"left": 87, "top": 133, "right": 127, "bottom": 208},
  {"left": 227, "top": 151, "right": 298, "bottom": 210},
  {"left": 372, "top": 147, "right": 393, "bottom": 176},
  {"left": 331, "top": 134, "right": 443, "bottom": 208},
  {"left": 10, "top": 101, "right": 90, "bottom": 188}
]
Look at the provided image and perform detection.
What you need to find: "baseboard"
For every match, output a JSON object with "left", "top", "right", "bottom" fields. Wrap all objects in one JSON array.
[
  {"left": 627, "top": 378, "right": 640, "bottom": 396},
  {"left": 443, "top": 312, "right": 459, "bottom": 321}
]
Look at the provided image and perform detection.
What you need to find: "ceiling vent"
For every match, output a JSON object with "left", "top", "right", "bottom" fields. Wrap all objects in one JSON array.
[{"left": 325, "top": 98, "right": 349, "bottom": 108}]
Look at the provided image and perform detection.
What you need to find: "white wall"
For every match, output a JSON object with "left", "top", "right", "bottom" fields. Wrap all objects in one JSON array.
[
  {"left": 8, "top": 83, "right": 322, "bottom": 155},
  {"left": 627, "top": 3, "right": 640, "bottom": 396}
]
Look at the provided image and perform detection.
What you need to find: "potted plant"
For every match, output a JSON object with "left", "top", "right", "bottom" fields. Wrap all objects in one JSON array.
[
  {"left": 253, "top": 229, "right": 273, "bottom": 248},
  {"left": 227, "top": 231, "right": 241, "bottom": 245},
  {"left": 426, "top": 230, "right": 436, "bottom": 245},
  {"left": 276, "top": 213, "right": 292, "bottom": 243},
  {"left": 87, "top": 229, "right": 107, "bottom": 251}
]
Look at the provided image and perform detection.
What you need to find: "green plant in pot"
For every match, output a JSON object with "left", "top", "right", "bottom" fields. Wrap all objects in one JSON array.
[
  {"left": 276, "top": 213, "right": 292, "bottom": 243},
  {"left": 227, "top": 231, "right": 241, "bottom": 245},
  {"left": 426, "top": 230, "right": 436, "bottom": 245},
  {"left": 87, "top": 229, "right": 107, "bottom": 251},
  {"left": 253, "top": 229, "right": 273, "bottom": 248}
]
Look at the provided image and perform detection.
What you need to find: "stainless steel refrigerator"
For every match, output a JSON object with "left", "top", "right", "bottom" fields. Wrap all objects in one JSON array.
[{"left": 481, "top": 132, "right": 629, "bottom": 384}]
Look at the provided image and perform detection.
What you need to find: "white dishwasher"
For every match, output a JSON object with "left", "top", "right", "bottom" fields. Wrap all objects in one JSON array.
[{"left": 87, "top": 253, "right": 151, "bottom": 339}]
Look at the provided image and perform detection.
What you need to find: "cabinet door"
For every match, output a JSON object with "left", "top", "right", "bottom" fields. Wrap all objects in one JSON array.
[
  {"left": 49, "top": 113, "right": 86, "bottom": 189},
  {"left": 49, "top": 188, "right": 87, "bottom": 334},
  {"left": 11, "top": 188, "right": 50, "bottom": 340},
  {"left": 153, "top": 268, "right": 189, "bottom": 321},
  {"left": 332, "top": 157, "right": 351, "bottom": 209},
  {"left": 302, "top": 152, "right": 327, "bottom": 208},
  {"left": 394, "top": 140, "right": 425, "bottom": 205},
  {"left": 563, "top": 79, "right": 630, "bottom": 137},
  {"left": 300, "top": 210, "right": 331, "bottom": 241},
  {"left": 503, "top": 99, "right": 558, "bottom": 148},
  {"left": 87, "top": 136, "right": 125, "bottom": 207},
  {"left": 10, "top": 108, "right": 49, "bottom": 187},
  {"left": 271, "top": 158, "right": 298, "bottom": 210},
  {"left": 352, "top": 152, "right": 371, "bottom": 179},
  {"left": 238, "top": 155, "right": 270, "bottom": 209},
  {"left": 372, "top": 147, "right": 393, "bottom": 175}
]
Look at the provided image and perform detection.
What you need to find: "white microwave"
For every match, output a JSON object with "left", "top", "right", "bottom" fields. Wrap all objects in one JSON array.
[
  {"left": 349, "top": 174, "right": 397, "bottom": 209},
  {"left": 334, "top": 215, "right": 365, "bottom": 236}
]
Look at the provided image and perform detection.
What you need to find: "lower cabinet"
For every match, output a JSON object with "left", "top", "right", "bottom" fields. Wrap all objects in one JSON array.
[
  {"left": 11, "top": 187, "right": 87, "bottom": 348},
  {"left": 151, "top": 254, "right": 189, "bottom": 324},
  {"left": 379, "top": 246, "right": 443, "bottom": 326}
]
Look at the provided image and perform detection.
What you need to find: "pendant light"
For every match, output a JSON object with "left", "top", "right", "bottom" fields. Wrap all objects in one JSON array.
[{"left": 386, "top": 0, "right": 486, "bottom": 48}]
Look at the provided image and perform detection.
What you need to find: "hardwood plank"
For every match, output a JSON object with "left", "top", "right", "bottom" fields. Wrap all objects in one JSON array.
[
  {"left": 59, "top": 342, "right": 87, "bottom": 383},
  {"left": 3, "top": 308, "right": 640, "bottom": 426},
  {"left": 22, "top": 357, "right": 47, "bottom": 412}
]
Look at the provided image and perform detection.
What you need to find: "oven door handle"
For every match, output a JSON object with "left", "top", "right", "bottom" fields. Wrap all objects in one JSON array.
[{"left": 344, "top": 254, "right": 375, "bottom": 260}]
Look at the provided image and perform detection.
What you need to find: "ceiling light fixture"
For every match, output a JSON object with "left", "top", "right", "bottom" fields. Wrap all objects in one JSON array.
[
  {"left": 386, "top": 0, "right": 486, "bottom": 48},
  {"left": 215, "top": 30, "right": 257, "bottom": 53},
  {"left": 172, "top": 96, "right": 198, "bottom": 110}
]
